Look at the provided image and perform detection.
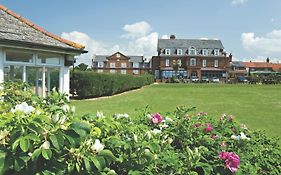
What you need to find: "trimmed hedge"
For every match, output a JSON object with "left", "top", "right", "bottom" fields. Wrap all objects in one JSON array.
[{"left": 71, "top": 71, "right": 154, "bottom": 99}]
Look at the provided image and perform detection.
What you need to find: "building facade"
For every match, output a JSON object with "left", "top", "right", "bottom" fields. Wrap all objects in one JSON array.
[
  {"left": 0, "top": 5, "right": 86, "bottom": 97},
  {"left": 152, "top": 35, "right": 232, "bottom": 81},
  {"left": 92, "top": 52, "right": 150, "bottom": 75}
]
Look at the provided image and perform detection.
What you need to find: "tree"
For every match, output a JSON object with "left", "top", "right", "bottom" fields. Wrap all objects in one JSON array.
[{"left": 75, "top": 63, "right": 89, "bottom": 71}]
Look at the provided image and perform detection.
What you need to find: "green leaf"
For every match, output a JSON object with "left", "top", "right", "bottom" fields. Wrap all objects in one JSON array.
[
  {"left": 50, "top": 135, "right": 60, "bottom": 150},
  {"left": 91, "top": 156, "right": 106, "bottom": 171},
  {"left": 70, "top": 121, "right": 91, "bottom": 133},
  {"left": 31, "top": 148, "right": 41, "bottom": 161},
  {"left": 19, "top": 138, "right": 30, "bottom": 152},
  {"left": 12, "top": 139, "right": 20, "bottom": 151},
  {"left": 98, "top": 149, "right": 117, "bottom": 162},
  {"left": 0, "top": 151, "right": 6, "bottom": 174},
  {"left": 195, "top": 162, "right": 212, "bottom": 175},
  {"left": 42, "top": 149, "right": 52, "bottom": 160},
  {"left": 84, "top": 158, "right": 91, "bottom": 172},
  {"left": 128, "top": 170, "right": 141, "bottom": 175},
  {"left": 25, "top": 133, "right": 40, "bottom": 142},
  {"left": 14, "top": 158, "right": 25, "bottom": 172}
]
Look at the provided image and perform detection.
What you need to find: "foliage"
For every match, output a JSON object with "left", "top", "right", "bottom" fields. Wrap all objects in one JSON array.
[
  {"left": 71, "top": 71, "right": 154, "bottom": 99},
  {"left": 0, "top": 81, "right": 280, "bottom": 174},
  {"left": 75, "top": 63, "right": 89, "bottom": 71}
]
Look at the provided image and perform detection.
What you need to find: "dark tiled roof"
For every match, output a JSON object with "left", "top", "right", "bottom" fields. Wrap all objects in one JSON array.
[
  {"left": 0, "top": 4, "right": 85, "bottom": 51},
  {"left": 231, "top": 61, "right": 245, "bottom": 67},
  {"left": 94, "top": 53, "right": 144, "bottom": 63},
  {"left": 158, "top": 39, "right": 224, "bottom": 50}
]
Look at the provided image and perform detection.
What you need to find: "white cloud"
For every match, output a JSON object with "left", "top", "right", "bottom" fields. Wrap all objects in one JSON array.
[
  {"left": 161, "top": 35, "right": 169, "bottom": 39},
  {"left": 231, "top": 0, "right": 248, "bottom": 5},
  {"left": 61, "top": 21, "right": 158, "bottom": 66},
  {"left": 121, "top": 21, "right": 152, "bottom": 39},
  {"left": 241, "top": 29, "right": 281, "bottom": 54},
  {"left": 61, "top": 31, "right": 118, "bottom": 67}
]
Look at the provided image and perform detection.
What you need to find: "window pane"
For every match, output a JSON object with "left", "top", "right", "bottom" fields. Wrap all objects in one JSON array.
[
  {"left": 38, "top": 53, "right": 60, "bottom": 65},
  {"left": 6, "top": 50, "right": 33, "bottom": 63},
  {"left": 4, "top": 65, "right": 23, "bottom": 81}
]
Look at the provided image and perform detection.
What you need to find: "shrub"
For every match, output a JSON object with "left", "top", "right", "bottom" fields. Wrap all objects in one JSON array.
[
  {"left": 71, "top": 71, "right": 154, "bottom": 99},
  {"left": 0, "top": 81, "right": 280, "bottom": 174}
]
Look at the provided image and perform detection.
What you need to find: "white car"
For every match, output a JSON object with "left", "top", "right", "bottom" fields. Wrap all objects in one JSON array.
[
  {"left": 211, "top": 77, "right": 220, "bottom": 83},
  {"left": 191, "top": 76, "right": 199, "bottom": 82}
]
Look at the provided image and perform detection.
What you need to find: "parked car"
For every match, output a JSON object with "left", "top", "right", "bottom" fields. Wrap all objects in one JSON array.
[
  {"left": 238, "top": 76, "right": 248, "bottom": 83},
  {"left": 191, "top": 76, "right": 199, "bottom": 83},
  {"left": 201, "top": 76, "right": 209, "bottom": 83},
  {"left": 211, "top": 77, "right": 220, "bottom": 83}
]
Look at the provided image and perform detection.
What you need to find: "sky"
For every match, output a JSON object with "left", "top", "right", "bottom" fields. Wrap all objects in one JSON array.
[{"left": 1, "top": 0, "right": 281, "bottom": 65}]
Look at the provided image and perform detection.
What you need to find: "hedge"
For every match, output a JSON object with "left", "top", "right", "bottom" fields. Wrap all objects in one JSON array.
[{"left": 71, "top": 71, "right": 154, "bottom": 99}]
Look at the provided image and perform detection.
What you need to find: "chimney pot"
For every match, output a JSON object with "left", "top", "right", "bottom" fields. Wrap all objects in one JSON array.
[{"left": 170, "top": 35, "right": 176, "bottom": 39}]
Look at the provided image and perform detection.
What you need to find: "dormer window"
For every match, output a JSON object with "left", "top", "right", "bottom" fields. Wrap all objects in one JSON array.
[
  {"left": 189, "top": 47, "right": 196, "bottom": 55},
  {"left": 202, "top": 49, "right": 208, "bottom": 56},
  {"left": 165, "top": 49, "right": 171, "bottom": 55},
  {"left": 116, "top": 53, "right": 121, "bottom": 58},
  {"left": 214, "top": 49, "right": 220, "bottom": 56},
  {"left": 177, "top": 49, "right": 182, "bottom": 55}
]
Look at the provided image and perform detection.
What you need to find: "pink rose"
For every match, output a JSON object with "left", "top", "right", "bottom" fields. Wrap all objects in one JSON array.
[
  {"left": 151, "top": 113, "right": 163, "bottom": 124},
  {"left": 219, "top": 151, "right": 240, "bottom": 173},
  {"left": 204, "top": 123, "right": 213, "bottom": 133}
]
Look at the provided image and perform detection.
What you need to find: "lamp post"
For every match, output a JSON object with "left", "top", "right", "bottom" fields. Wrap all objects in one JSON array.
[{"left": 71, "top": 58, "right": 76, "bottom": 98}]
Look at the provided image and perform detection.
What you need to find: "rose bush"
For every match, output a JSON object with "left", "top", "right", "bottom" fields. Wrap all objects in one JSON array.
[{"left": 0, "top": 81, "right": 280, "bottom": 175}]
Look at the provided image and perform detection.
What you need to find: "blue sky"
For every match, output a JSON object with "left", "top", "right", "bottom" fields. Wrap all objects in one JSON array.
[{"left": 1, "top": 0, "right": 281, "bottom": 65}]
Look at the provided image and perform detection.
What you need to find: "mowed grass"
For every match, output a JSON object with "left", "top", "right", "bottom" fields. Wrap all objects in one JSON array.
[{"left": 71, "top": 84, "right": 281, "bottom": 139}]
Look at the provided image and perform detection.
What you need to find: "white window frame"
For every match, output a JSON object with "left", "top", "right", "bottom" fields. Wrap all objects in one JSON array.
[
  {"left": 4, "top": 49, "right": 35, "bottom": 66},
  {"left": 165, "top": 59, "right": 170, "bottom": 67},
  {"left": 202, "top": 49, "right": 208, "bottom": 56},
  {"left": 165, "top": 49, "right": 171, "bottom": 55},
  {"left": 97, "top": 69, "right": 103, "bottom": 73},
  {"left": 190, "top": 58, "right": 196, "bottom": 66},
  {"left": 189, "top": 47, "right": 196, "bottom": 55},
  {"left": 121, "top": 62, "right": 127, "bottom": 68},
  {"left": 116, "top": 53, "right": 121, "bottom": 58},
  {"left": 133, "top": 70, "right": 139, "bottom": 75},
  {"left": 214, "top": 60, "right": 219, "bottom": 67},
  {"left": 214, "top": 49, "right": 220, "bottom": 56},
  {"left": 177, "top": 49, "right": 183, "bottom": 55},
  {"left": 110, "top": 62, "right": 115, "bottom": 68},
  {"left": 202, "top": 59, "right": 207, "bottom": 67},
  {"left": 110, "top": 69, "right": 115, "bottom": 74},
  {"left": 133, "top": 62, "right": 139, "bottom": 68},
  {"left": 36, "top": 53, "right": 62, "bottom": 66},
  {"left": 98, "top": 62, "right": 104, "bottom": 68},
  {"left": 121, "top": 69, "right": 126, "bottom": 74}
]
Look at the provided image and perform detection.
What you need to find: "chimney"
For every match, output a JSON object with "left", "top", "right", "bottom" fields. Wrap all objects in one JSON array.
[
  {"left": 266, "top": 57, "right": 270, "bottom": 63},
  {"left": 170, "top": 35, "right": 176, "bottom": 39}
]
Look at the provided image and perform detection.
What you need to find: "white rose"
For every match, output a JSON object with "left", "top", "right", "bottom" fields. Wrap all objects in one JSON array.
[
  {"left": 151, "top": 129, "right": 161, "bottom": 135},
  {"left": 240, "top": 132, "right": 250, "bottom": 140},
  {"left": 52, "top": 113, "right": 60, "bottom": 123},
  {"left": 42, "top": 141, "right": 50, "bottom": 150},
  {"left": 11, "top": 102, "right": 35, "bottom": 114},
  {"left": 62, "top": 105, "right": 70, "bottom": 113},
  {"left": 97, "top": 111, "right": 104, "bottom": 118},
  {"left": 91, "top": 139, "right": 104, "bottom": 153}
]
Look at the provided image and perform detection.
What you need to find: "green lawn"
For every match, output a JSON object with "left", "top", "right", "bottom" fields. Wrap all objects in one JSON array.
[{"left": 71, "top": 84, "right": 281, "bottom": 139}]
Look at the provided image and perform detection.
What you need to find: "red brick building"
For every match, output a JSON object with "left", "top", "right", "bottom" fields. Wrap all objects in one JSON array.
[
  {"left": 92, "top": 52, "right": 150, "bottom": 75},
  {"left": 152, "top": 35, "right": 232, "bottom": 81}
]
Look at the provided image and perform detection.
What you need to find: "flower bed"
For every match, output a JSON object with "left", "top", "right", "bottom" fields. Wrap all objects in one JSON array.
[{"left": 0, "top": 81, "right": 280, "bottom": 174}]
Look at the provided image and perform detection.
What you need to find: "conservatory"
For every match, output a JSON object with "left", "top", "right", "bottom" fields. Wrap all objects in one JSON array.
[{"left": 0, "top": 5, "right": 87, "bottom": 97}]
